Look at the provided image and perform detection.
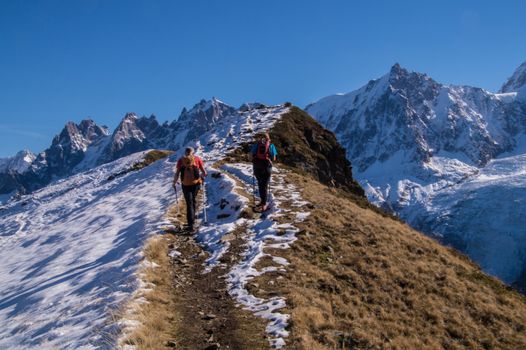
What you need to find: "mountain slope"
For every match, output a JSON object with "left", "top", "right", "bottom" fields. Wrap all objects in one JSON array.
[
  {"left": 182, "top": 106, "right": 526, "bottom": 348},
  {"left": 227, "top": 106, "right": 364, "bottom": 197},
  {"left": 280, "top": 172, "right": 526, "bottom": 349},
  {"left": 411, "top": 153, "right": 526, "bottom": 284},
  {"left": 261, "top": 108, "right": 526, "bottom": 349},
  {"left": 0, "top": 150, "right": 175, "bottom": 349},
  {"left": 306, "top": 62, "right": 526, "bottom": 290}
]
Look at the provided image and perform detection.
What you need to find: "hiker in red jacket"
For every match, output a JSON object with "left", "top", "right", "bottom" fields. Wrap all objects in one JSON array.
[
  {"left": 173, "top": 147, "right": 207, "bottom": 231},
  {"left": 251, "top": 132, "right": 278, "bottom": 212}
]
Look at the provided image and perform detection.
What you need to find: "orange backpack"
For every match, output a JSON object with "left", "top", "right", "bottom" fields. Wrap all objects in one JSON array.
[{"left": 181, "top": 155, "right": 201, "bottom": 186}]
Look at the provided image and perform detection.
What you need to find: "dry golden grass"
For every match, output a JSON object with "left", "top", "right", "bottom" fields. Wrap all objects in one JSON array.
[
  {"left": 118, "top": 205, "right": 181, "bottom": 350},
  {"left": 277, "top": 173, "right": 526, "bottom": 350}
]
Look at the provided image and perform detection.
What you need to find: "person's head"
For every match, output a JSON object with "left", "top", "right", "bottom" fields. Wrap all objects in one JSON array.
[
  {"left": 185, "top": 147, "right": 194, "bottom": 156},
  {"left": 259, "top": 132, "right": 270, "bottom": 143}
]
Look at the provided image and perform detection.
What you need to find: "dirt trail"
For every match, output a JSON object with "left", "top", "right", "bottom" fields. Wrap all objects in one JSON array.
[
  {"left": 166, "top": 210, "right": 270, "bottom": 349},
  {"left": 126, "top": 163, "right": 305, "bottom": 350}
]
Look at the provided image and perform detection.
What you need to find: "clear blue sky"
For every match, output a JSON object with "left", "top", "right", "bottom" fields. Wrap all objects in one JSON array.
[{"left": 1, "top": 0, "right": 525, "bottom": 157}]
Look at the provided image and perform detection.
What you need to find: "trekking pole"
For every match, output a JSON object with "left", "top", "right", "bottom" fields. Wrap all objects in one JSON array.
[
  {"left": 267, "top": 176, "right": 272, "bottom": 206},
  {"left": 252, "top": 175, "right": 256, "bottom": 206},
  {"left": 202, "top": 180, "right": 208, "bottom": 224},
  {"left": 174, "top": 183, "right": 180, "bottom": 216}
]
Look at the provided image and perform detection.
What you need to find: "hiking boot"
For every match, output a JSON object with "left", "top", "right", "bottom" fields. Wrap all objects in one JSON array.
[{"left": 254, "top": 204, "right": 269, "bottom": 213}]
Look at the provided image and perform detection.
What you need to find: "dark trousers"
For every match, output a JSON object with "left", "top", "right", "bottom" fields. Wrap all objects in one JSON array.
[
  {"left": 182, "top": 183, "right": 200, "bottom": 227},
  {"left": 254, "top": 164, "right": 272, "bottom": 205}
]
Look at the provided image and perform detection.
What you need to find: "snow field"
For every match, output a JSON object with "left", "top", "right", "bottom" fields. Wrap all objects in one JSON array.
[{"left": 0, "top": 151, "right": 177, "bottom": 349}]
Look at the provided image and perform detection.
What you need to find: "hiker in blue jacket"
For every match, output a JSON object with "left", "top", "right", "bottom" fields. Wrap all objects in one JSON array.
[{"left": 250, "top": 132, "right": 277, "bottom": 212}]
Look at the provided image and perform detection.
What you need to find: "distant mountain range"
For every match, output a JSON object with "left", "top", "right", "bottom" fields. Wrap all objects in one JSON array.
[
  {"left": 306, "top": 60, "right": 526, "bottom": 290},
  {"left": 0, "top": 98, "right": 253, "bottom": 197}
]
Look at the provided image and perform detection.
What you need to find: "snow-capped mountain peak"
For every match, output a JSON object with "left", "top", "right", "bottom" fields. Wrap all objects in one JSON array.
[
  {"left": 51, "top": 119, "right": 108, "bottom": 153},
  {"left": 178, "top": 97, "right": 236, "bottom": 124},
  {"left": 387, "top": 62, "right": 412, "bottom": 84},
  {"left": 78, "top": 118, "right": 109, "bottom": 139},
  {"left": 32, "top": 118, "right": 109, "bottom": 178},
  {"left": 501, "top": 60, "right": 526, "bottom": 93},
  {"left": 113, "top": 113, "right": 146, "bottom": 141},
  {"left": 100, "top": 113, "right": 157, "bottom": 163},
  {"left": 307, "top": 63, "right": 526, "bottom": 174},
  {"left": 0, "top": 150, "right": 36, "bottom": 174},
  {"left": 387, "top": 63, "right": 439, "bottom": 95},
  {"left": 52, "top": 122, "right": 86, "bottom": 152}
]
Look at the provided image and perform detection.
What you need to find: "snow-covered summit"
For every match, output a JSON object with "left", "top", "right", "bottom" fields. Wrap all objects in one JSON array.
[
  {"left": 308, "top": 63, "right": 526, "bottom": 172},
  {"left": 177, "top": 97, "right": 235, "bottom": 124},
  {"left": 51, "top": 119, "right": 109, "bottom": 153},
  {"left": 100, "top": 102, "right": 238, "bottom": 165},
  {"left": 501, "top": 60, "right": 526, "bottom": 94},
  {"left": 100, "top": 113, "right": 159, "bottom": 163},
  {"left": 24, "top": 118, "right": 109, "bottom": 181},
  {"left": 0, "top": 150, "right": 36, "bottom": 174}
]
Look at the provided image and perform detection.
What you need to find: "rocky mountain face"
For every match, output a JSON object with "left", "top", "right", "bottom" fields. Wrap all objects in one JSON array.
[
  {"left": 501, "top": 61, "right": 526, "bottom": 94},
  {"left": 99, "top": 113, "right": 164, "bottom": 164},
  {"left": 170, "top": 98, "right": 237, "bottom": 146},
  {"left": 98, "top": 98, "right": 237, "bottom": 164},
  {"left": 0, "top": 120, "right": 110, "bottom": 195},
  {"left": 41, "top": 119, "right": 109, "bottom": 175},
  {"left": 0, "top": 150, "right": 35, "bottom": 174},
  {"left": 0, "top": 151, "right": 36, "bottom": 195},
  {"left": 306, "top": 61, "right": 526, "bottom": 291},
  {"left": 307, "top": 63, "right": 526, "bottom": 173},
  {"left": 0, "top": 98, "right": 247, "bottom": 198}
]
